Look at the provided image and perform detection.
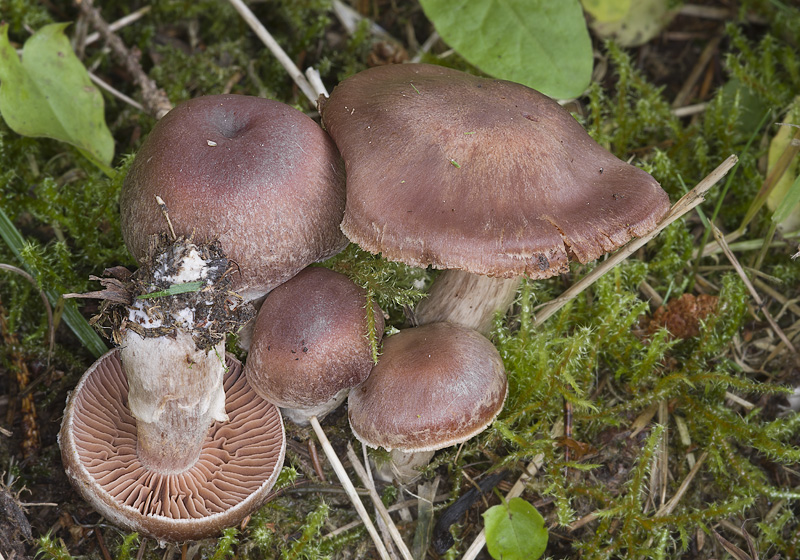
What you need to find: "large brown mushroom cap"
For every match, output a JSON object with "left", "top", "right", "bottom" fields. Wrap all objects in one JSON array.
[
  {"left": 59, "top": 349, "right": 285, "bottom": 543},
  {"left": 320, "top": 63, "right": 670, "bottom": 279},
  {"left": 348, "top": 322, "right": 507, "bottom": 453},
  {"left": 245, "top": 266, "right": 384, "bottom": 410},
  {"left": 121, "top": 94, "right": 347, "bottom": 302}
]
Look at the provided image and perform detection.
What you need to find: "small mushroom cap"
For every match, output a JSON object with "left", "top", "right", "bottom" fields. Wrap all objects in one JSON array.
[
  {"left": 59, "top": 349, "right": 285, "bottom": 543},
  {"left": 320, "top": 63, "right": 670, "bottom": 279},
  {"left": 348, "top": 322, "right": 507, "bottom": 453},
  {"left": 245, "top": 267, "right": 384, "bottom": 409},
  {"left": 121, "top": 94, "right": 348, "bottom": 302}
]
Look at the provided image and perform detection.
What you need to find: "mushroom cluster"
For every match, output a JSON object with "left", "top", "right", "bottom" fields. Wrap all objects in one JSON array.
[
  {"left": 316, "top": 62, "right": 670, "bottom": 481},
  {"left": 62, "top": 62, "right": 672, "bottom": 544}
]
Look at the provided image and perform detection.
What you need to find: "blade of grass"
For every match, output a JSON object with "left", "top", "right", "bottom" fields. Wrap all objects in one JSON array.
[
  {"left": 691, "top": 109, "right": 773, "bottom": 285},
  {"left": 0, "top": 205, "right": 107, "bottom": 358}
]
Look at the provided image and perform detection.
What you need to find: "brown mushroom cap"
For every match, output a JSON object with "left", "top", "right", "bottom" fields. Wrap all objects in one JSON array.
[
  {"left": 59, "top": 349, "right": 285, "bottom": 543},
  {"left": 245, "top": 266, "right": 384, "bottom": 410},
  {"left": 121, "top": 94, "right": 347, "bottom": 302},
  {"left": 320, "top": 63, "right": 670, "bottom": 279},
  {"left": 348, "top": 322, "right": 507, "bottom": 453}
]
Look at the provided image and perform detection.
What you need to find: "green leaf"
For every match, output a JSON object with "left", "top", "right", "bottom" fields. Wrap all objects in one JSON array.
[
  {"left": 0, "top": 22, "right": 114, "bottom": 174},
  {"left": 418, "top": 0, "right": 593, "bottom": 99},
  {"left": 483, "top": 497, "right": 548, "bottom": 560},
  {"left": 137, "top": 281, "right": 205, "bottom": 299},
  {"left": 772, "top": 173, "right": 800, "bottom": 225}
]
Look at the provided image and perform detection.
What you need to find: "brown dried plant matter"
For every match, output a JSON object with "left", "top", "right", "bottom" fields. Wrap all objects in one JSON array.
[
  {"left": 0, "top": 298, "right": 40, "bottom": 459},
  {"left": 647, "top": 293, "right": 720, "bottom": 339}
]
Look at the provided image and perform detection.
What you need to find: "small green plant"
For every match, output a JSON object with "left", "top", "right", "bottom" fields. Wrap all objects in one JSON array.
[
  {"left": 484, "top": 496, "right": 548, "bottom": 560},
  {"left": 0, "top": 22, "right": 114, "bottom": 176}
]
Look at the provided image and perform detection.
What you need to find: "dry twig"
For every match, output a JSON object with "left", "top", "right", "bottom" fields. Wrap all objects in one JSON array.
[{"left": 76, "top": 0, "right": 172, "bottom": 119}]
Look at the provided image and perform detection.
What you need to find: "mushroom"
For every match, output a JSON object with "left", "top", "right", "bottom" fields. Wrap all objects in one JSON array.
[
  {"left": 60, "top": 234, "right": 281, "bottom": 542},
  {"left": 245, "top": 266, "right": 384, "bottom": 425},
  {"left": 348, "top": 322, "right": 507, "bottom": 483},
  {"left": 121, "top": 94, "right": 348, "bottom": 304},
  {"left": 319, "top": 63, "right": 670, "bottom": 332},
  {"left": 59, "top": 348, "right": 285, "bottom": 543},
  {"left": 243, "top": 266, "right": 394, "bottom": 557}
]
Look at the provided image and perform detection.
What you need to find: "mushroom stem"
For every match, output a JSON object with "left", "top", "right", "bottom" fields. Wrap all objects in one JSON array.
[
  {"left": 373, "top": 450, "right": 436, "bottom": 485},
  {"left": 280, "top": 389, "right": 348, "bottom": 426},
  {"left": 414, "top": 270, "right": 520, "bottom": 334},
  {"left": 121, "top": 329, "right": 228, "bottom": 474}
]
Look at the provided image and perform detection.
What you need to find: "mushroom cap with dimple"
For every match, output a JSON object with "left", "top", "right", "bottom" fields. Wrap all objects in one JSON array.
[
  {"left": 121, "top": 94, "right": 348, "bottom": 302},
  {"left": 59, "top": 349, "right": 285, "bottom": 543},
  {"left": 348, "top": 322, "right": 507, "bottom": 453},
  {"left": 319, "top": 63, "right": 670, "bottom": 279},
  {"left": 245, "top": 266, "right": 384, "bottom": 409}
]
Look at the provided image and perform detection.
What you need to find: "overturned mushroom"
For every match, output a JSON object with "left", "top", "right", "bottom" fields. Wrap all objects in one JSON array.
[
  {"left": 320, "top": 63, "right": 670, "bottom": 332},
  {"left": 60, "top": 349, "right": 285, "bottom": 543},
  {"left": 61, "top": 236, "right": 285, "bottom": 542}
]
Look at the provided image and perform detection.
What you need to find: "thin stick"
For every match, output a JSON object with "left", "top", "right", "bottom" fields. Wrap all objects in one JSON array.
[
  {"left": 323, "top": 494, "right": 450, "bottom": 540},
  {"left": 226, "top": 0, "right": 320, "bottom": 104},
  {"left": 84, "top": 6, "right": 152, "bottom": 47},
  {"left": 331, "top": 0, "right": 391, "bottom": 37},
  {"left": 89, "top": 71, "right": 145, "bottom": 112},
  {"left": 533, "top": 154, "right": 738, "bottom": 327},
  {"left": 308, "top": 416, "right": 391, "bottom": 560},
  {"left": 155, "top": 196, "right": 177, "bottom": 240},
  {"left": 308, "top": 439, "right": 327, "bottom": 483},
  {"left": 711, "top": 225, "right": 796, "bottom": 353},
  {"left": 346, "top": 443, "right": 414, "bottom": 560},
  {"left": 77, "top": 0, "right": 172, "bottom": 119},
  {"left": 671, "top": 35, "right": 722, "bottom": 109}
]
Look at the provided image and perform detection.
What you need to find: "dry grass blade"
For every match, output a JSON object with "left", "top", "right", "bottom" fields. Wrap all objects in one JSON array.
[
  {"left": 713, "top": 530, "right": 754, "bottom": 560},
  {"left": 655, "top": 451, "right": 707, "bottom": 517},
  {"left": 308, "top": 416, "right": 391, "bottom": 560},
  {"left": 346, "top": 443, "right": 413, "bottom": 560},
  {"left": 227, "top": 0, "right": 321, "bottom": 103},
  {"left": 533, "top": 154, "right": 739, "bottom": 327},
  {"left": 711, "top": 225, "right": 796, "bottom": 353}
]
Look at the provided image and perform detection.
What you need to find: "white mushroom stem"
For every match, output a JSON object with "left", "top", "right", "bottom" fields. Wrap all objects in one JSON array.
[
  {"left": 372, "top": 450, "right": 436, "bottom": 485},
  {"left": 413, "top": 270, "right": 520, "bottom": 334},
  {"left": 121, "top": 329, "right": 228, "bottom": 474},
  {"left": 280, "top": 389, "right": 348, "bottom": 427}
]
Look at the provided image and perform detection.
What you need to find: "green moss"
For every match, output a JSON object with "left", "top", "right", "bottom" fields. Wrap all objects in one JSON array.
[{"left": 9, "top": 1, "right": 800, "bottom": 558}]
